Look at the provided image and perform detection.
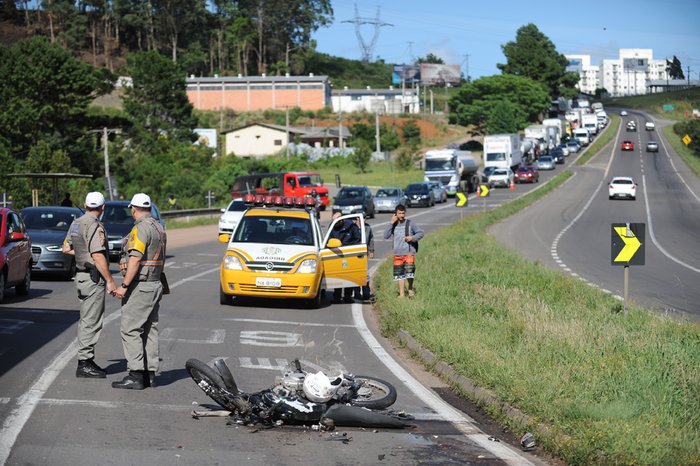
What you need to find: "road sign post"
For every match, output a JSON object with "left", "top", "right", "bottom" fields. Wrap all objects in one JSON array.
[
  {"left": 611, "top": 223, "right": 645, "bottom": 314},
  {"left": 477, "top": 184, "right": 490, "bottom": 213}
]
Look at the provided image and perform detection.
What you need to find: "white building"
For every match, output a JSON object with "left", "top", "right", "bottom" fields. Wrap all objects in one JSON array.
[
  {"left": 331, "top": 87, "right": 420, "bottom": 114},
  {"left": 566, "top": 49, "right": 671, "bottom": 97},
  {"left": 565, "top": 55, "right": 599, "bottom": 95}
]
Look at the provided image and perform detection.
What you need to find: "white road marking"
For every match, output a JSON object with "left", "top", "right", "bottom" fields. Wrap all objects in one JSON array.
[
  {"left": 239, "top": 357, "right": 289, "bottom": 371},
  {"left": 220, "top": 317, "right": 354, "bottom": 328},
  {"left": 239, "top": 330, "right": 302, "bottom": 347},
  {"left": 0, "top": 267, "right": 219, "bottom": 466},
  {"left": 0, "top": 319, "right": 33, "bottom": 335},
  {"left": 160, "top": 328, "right": 226, "bottom": 344}
]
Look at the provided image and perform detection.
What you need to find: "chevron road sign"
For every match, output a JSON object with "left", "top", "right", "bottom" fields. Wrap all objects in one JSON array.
[
  {"left": 455, "top": 192, "right": 468, "bottom": 207},
  {"left": 611, "top": 223, "right": 645, "bottom": 266}
]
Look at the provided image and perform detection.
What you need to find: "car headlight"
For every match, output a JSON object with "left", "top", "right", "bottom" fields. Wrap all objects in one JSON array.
[
  {"left": 46, "top": 245, "right": 63, "bottom": 252},
  {"left": 421, "top": 195, "right": 428, "bottom": 199},
  {"left": 223, "top": 255, "right": 243, "bottom": 270},
  {"left": 297, "top": 259, "right": 317, "bottom": 274}
]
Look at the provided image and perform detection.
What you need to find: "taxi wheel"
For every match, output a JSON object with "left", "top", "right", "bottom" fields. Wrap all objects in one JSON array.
[
  {"left": 306, "top": 289, "right": 324, "bottom": 309},
  {"left": 220, "top": 288, "right": 233, "bottom": 305}
]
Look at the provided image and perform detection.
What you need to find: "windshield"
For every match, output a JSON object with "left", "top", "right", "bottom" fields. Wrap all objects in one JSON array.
[
  {"left": 101, "top": 204, "right": 132, "bottom": 223},
  {"left": 486, "top": 153, "right": 506, "bottom": 162},
  {"left": 227, "top": 200, "right": 247, "bottom": 212},
  {"left": 232, "top": 216, "right": 314, "bottom": 246},
  {"left": 296, "top": 174, "right": 322, "bottom": 187},
  {"left": 406, "top": 184, "right": 428, "bottom": 194},
  {"left": 336, "top": 189, "right": 363, "bottom": 200},
  {"left": 376, "top": 189, "right": 398, "bottom": 197},
  {"left": 425, "top": 159, "right": 455, "bottom": 171},
  {"left": 22, "top": 210, "right": 78, "bottom": 231}
]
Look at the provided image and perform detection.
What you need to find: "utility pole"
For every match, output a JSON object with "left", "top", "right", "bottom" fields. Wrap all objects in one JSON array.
[
  {"left": 338, "top": 92, "right": 343, "bottom": 150},
  {"left": 688, "top": 66, "right": 691, "bottom": 88},
  {"left": 375, "top": 111, "right": 381, "bottom": 156},
  {"left": 463, "top": 53, "right": 470, "bottom": 82},
  {"left": 285, "top": 106, "right": 290, "bottom": 160},
  {"left": 89, "top": 128, "right": 119, "bottom": 200}
]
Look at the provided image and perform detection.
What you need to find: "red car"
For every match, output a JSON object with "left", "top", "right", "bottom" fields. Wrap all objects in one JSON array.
[
  {"left": 621, "top": 141, "right": 634, "bottom": 151},
  {"left": 0, "top": 207, "right": 32, "bottom": 303},
  {"left": 514, "top": 165, "right": 540, "bottom": 183}
]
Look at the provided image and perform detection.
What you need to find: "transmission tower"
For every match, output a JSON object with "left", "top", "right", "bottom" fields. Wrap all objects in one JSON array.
[{"left": 342, "top": 4, "right": 393, "bottom": 63}]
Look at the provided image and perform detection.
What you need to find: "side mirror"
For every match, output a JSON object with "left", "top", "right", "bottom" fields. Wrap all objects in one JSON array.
[
  {"left": 327, "top": 238, "right": 342, "bottom": 248},
  {"left": 220, "top": 208, "right": 226, "bottom": 213},
  {"left": 218, "top": 234, "right": 230, "bottom": 243},
  {"left": 9, "top": 232, "right": 26, "bottom": 242}
]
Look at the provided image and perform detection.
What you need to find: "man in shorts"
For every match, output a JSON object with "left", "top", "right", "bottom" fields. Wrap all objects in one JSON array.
[{"left": 383, "top": 204, "right": 424, "bottom": 297}]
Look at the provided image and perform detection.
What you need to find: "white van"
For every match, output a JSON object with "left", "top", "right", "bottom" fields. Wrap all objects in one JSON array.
[{"left": 573, "top": 128, "right": 590, "bottom": 146}]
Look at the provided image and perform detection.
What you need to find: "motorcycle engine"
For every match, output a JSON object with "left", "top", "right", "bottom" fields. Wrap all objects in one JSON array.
[{"left": 277, "top": 371, "right": 306, "bottom": 392}]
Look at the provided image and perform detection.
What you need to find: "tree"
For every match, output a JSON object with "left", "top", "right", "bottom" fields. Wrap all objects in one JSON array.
[
  {"left": 122, "top": 50, "right": 197, "bottom": 147},
  {"left": 485, "top": 100, "right": 518, "bottom": 134},
  {"left": 0, "top": 37, "right": 109, "bottom": 167},
  {"left": 448, "top": 74, "right": 550, "bottom": 135},
  {"left": 401, "top": 120, "right": 421, "bottom": 148},
  {"left": 417, "top": 53, "right": 444, "bottom": 64},
  {"left": 497, "top": 23, "right": 575, "bottom": 98},
  {"left": 348, "top": 140, "right": 371, "bottom": 174},
  {"left": 666, "top": 56, "right": 685, "bottom": 80}
]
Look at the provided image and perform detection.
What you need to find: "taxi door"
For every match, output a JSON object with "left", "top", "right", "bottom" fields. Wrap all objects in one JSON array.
[{"left": 321, "top": 213, "right": 367, "bottom": 289}]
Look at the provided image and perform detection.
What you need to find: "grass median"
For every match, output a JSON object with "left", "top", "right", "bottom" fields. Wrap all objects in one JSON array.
[{"left": 373, "top": 166, "right": 700, "bottom": 463}]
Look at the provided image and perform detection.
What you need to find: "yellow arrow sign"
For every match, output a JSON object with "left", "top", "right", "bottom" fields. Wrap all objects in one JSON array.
[
  {"left": 478, "top": 185, "right": 490, "bottom": 197},
  {"left": 613, "top": 226, "right": 641, "bottom": 262},
  {"left": 455, "top": 192, "right": 468, "bottom": 207},
  {"left": 682, "top": 134, "right": 692, "bottom": 145}
]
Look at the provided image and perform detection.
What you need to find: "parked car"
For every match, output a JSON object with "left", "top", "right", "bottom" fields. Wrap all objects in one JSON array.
[
  {"left": 427, "top": 181, "right": 448, "bottom": 203},
  {"left": 609, "top": 176, "right": 637, "bottom": 200},
  {"left": 0, "top": 207, "right": 32, "bottom": 303},
  {"left": 537, "top": 156, "right": 556, "bottom": 170},
  {"left": 404, "top": 182, "right": 435, "bottom": 207},
  {"left": 645, "top": 121, "right": 655, "bottom": 131},
  {"left": 565, "top": 140, "right": 581, "bottom": 153},
  {"left": 19, "top": 206, "right": 82, "bottom": 279},
  {"left": 626, "top": 121, "right": 637, "bottom": 132},
  {"left": 488, "top": 168, "right": 515, "bottom": 188},
  {"left": 374, "top": 187, "right": 408, "bottom": 213},
  {"left": 646, "top": 141, "right": 659, "bottom": 153},
  {"left": 218, "top": 198, "right": 247, "bottom": 235},
  {"left": 100, "top": 200, "right": 165, "bottom": 259},
  {"left": 621, "top": 141, "right": 634, "bottom": 151},
  {"left": 332, "top": 185, "right": 375, "bottom": 218},
  {"left": 514, "top": 165, "right": 539, "bottom": 183}
]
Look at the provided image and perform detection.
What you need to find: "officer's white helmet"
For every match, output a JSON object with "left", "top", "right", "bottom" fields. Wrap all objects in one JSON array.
[{"left": 302, "top": 371, "right": 340, "bottom": 403}]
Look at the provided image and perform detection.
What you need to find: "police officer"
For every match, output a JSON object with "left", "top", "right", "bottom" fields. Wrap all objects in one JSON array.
[
  {"left": 63, "top": 191, "right": 117, "bottom": 378},
  {"left": 112, "top": 193, "right": 167, "bottom": 390}
]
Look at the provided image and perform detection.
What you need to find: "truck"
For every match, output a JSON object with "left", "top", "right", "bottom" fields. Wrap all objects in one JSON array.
[
  {"left": 581, "top": 113, "right": 598, "bottom": 136},
  {"left": 542, "top": 118, "right": 566, "bottom": 145},
  {"left": 230, "top": 172, "right": 330, "bottom": 209},
  {"left": 424, "top": 149, "right": 480, "bottom": 195},
  {"left": 524, "top": 125, "right": 553, "bottom": 153},
  {"left": 483, "top": 134, "right": 522, "bottom": 171}
]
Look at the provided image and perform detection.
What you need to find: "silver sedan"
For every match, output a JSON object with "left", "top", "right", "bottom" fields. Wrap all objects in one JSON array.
[{"left": 373, "top": 187, "right": 408, "bottom": 213}]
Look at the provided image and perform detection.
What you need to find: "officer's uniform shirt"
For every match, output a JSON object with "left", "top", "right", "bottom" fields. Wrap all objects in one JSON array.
[
  {"left": 124, "top": 214, "right": 166, "bottom": 282},
  {"left": 64, "top": 214, "right": 107, "bottom": 269}
]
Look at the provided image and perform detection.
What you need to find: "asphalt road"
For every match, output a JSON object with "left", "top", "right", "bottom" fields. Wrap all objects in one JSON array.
[
  {"left": 490, "top": 111, "right": 700, "bottom": 321},
  {"left": 1, "top": 195, "right": 552, "bottom": 465}
]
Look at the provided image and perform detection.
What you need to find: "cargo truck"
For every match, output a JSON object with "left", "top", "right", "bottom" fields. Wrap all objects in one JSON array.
[
  {"left": 483, "top": 134, "right": 522, "bottom": 171},
  {"left": 581, "top": 113, "right": 598, "bottom": 136},
  {"left": 424, "top": 149, "right": 481, "bottom": 195}
]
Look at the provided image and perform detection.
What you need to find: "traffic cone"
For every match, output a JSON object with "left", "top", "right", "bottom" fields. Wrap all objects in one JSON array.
[
  {"left": 476, "top": 186, "right": 481, "bottom": 197},
  {"left": 509, "top": 179, "right": 515, "bottom": 191}
]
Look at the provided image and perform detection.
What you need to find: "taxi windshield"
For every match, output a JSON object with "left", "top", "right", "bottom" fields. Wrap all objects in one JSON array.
[{"left": 233, "top": 216, "right": 313, "bottom": 246}]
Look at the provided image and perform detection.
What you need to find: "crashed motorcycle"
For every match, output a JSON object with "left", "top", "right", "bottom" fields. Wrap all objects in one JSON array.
[{"left": 186, "top": 358, "right": 409, "bottom": 429}]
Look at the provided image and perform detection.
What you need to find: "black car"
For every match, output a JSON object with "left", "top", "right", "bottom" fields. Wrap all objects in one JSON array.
[
  {"left": 20, "top": 206, "right": 83, "bottom": 279},
  {"left": 100, "top": 200, "right": 165, "bottom": 259},
  {"left": 404, "top": 183, "right": 435, "bottom": 208},
  {"left": 481, "top": 166, "right": 497, "bottom": 184},
  {"left": 332, "top": 186, "right": 375, "bottom": 218},
  {"left": 550, "top": 148, "right": 565, "bottom": 164}
]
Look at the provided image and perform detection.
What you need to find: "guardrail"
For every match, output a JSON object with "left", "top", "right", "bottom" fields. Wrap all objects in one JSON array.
[{"left": 160, "top": 207, "right": 221, "bottom": 220}]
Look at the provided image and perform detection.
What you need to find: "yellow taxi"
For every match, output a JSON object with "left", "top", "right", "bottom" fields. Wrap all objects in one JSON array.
[{"left": 218, "top": 195, "right": 367, "bottom": 307}]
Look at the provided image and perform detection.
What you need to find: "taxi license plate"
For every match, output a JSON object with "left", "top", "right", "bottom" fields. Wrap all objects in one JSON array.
[{"left": 256, "top": 277, "right": 281, "bottom": 288}]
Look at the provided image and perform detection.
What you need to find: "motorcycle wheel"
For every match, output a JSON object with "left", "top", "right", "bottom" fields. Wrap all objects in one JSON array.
[
  {"left": 348, "top": 376, "right": 397, "bottom": 409},
  {"left": 186, "top": 358, "right": 249, "bottom": 413}
]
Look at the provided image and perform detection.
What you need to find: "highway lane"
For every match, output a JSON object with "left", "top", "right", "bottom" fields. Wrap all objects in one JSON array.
[
  {"left": 1, "top": 199, "right": 548, "bottom": 465},
  {"left": 491, "top": 111, "right": 700, "bottom": 321}
]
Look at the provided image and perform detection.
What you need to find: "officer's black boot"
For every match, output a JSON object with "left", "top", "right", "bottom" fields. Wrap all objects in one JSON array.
[
  {"left": 111, "top": 371, "right": 146, "bottom": 390},
  {"left": 145, "top": 371, "right": 156, "bottom": 388},
  {"left": 76, "top": 359, "right": 106, "bottom": 378}
]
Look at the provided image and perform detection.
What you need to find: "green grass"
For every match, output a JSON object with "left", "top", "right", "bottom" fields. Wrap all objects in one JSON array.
[
  {"left": 374, "top": 125, "right": 700, "bottom": 463},
  {"left": 165, "top": 216, "right": 219, "bottom": 229},
  {"left": 315, "top": 161, "right": 425, "bottom": 188},
  {"left": 662, "top": 125, "right": 700, "bottom": 178},
  {"left": 575, "top": 114, "right": 620, "bottom": 166},
  {"left": 603, "top": 87, "right": 700, "bottom": 121}
]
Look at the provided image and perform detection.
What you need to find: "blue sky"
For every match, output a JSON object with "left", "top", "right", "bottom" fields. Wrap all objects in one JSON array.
[{"left": 311, "top": 0, "right": 700, "bottom": 80}]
